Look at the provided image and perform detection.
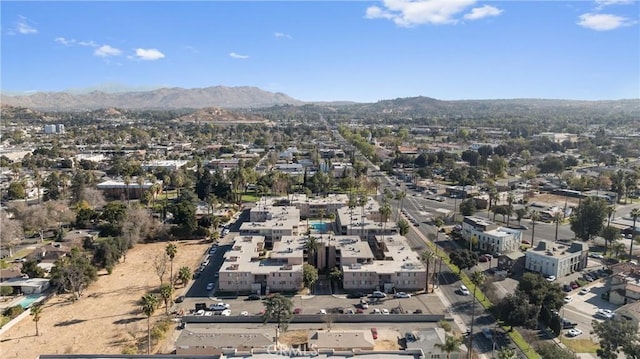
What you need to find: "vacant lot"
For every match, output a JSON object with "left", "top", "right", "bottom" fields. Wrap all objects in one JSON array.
[{"left": 0, "top": 239, "right": 210, "bottom": 358}]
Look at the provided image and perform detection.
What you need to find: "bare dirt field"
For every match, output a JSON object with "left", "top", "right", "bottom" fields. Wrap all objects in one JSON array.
[{"left": 0, "top": 239, "right": 210, "bottom": 359}]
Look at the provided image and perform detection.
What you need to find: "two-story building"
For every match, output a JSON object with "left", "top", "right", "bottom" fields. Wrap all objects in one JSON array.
[
  {"left": 461, "top": 216, "right": 522, "bottom": 255},
  {"left": 524, "top": 240, "right": 588, "bottom": 278}
]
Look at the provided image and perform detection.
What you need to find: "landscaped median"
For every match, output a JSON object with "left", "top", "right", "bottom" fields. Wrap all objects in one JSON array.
[{"left": 426, "top": 239, "right": 541, "bottom": 359}]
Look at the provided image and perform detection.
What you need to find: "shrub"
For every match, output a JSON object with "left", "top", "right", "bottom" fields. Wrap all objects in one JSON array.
[{"left": 3, "top": 305, "right": 24, "bottom": 318}]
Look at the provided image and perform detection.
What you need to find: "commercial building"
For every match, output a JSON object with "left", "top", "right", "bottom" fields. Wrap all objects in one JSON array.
[
  {"left": 524, "top": 240, "right": 588, "bottom": 278},
  {"left": 461, "top": 216, "right": 522, "bottom": 255}
]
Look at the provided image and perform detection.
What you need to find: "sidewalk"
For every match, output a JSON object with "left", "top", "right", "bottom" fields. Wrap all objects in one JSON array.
[{"left": 434, "top": 288, "right": 490, "bottom": 359}]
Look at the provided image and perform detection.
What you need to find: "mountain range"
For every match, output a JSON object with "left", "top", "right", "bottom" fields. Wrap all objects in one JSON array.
[{"left": 0, "top": 86, "right": 303, "bottom": 111}]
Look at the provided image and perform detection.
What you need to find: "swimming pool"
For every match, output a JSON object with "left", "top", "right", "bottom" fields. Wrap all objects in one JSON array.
[
  {"left": 309, "top": 221, "right": 330, "bottom": 232},
  {"left": 19, "top": 294, "right": 44, "bottom": 309}
]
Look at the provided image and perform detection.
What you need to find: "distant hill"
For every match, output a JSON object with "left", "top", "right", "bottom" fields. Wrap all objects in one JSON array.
[
  {"left": 176, "top": 107, "right": 274, "bottom": 125},
  {"left": 0, "top": 86, "right": 303, "bottom": 111}
]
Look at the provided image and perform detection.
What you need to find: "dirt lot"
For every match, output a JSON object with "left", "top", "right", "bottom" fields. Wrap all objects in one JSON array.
[{"left": 0, "top": 239, "right": 210, "bottom": 358}]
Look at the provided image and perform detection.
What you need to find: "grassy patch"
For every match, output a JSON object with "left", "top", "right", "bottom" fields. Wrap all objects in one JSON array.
[
  {"left": 0, "top": 315, "right": 10, "bottom": 328},
  {"left": 241, "top": 194, "right": 260, "bottom": 202},
  {"left": 509, "top": 329, "right": 541, "bottom": 359},
  {"left": 560, "top": 337, "right": 599, "bottom": 353}
]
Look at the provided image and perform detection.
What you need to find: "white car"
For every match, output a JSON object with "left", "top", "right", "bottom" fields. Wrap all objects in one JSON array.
[
  {"left": 240, "top": 311, "right": 249, "bottom": 316},
  {"left": 564, "top": 296, "right": 573, "bottom": 303},
  {"left": 319, "top": 309, "right": 327, "bottom": 315},
  {"left": 545, "top": 276, "right": 556, "bottom": 282},
  {"left": 371, "top": 308, "right": 382, "bottom": 314},
  {"left": 204, "top": 311, "right": 214, "bottom": 316},
  {"left": 381, "top": 308, "right": 390, "bottom": 315},
  {"left": 459, "top": 285, "right": 470, "bottom": 296},
  {"left": 195, "top": 309, "right": 205, "bottom": 316},
  {"left": 394, "top": 292, "right": 411, "bottom": 298},
  {"left": 579, "top": 288, "right": 590, "bottom": 295},
  {"left": 567, "top": 328, "right": 583, "bottom": 337},
  {"left": 361, "top": 303, "right": 369, "bottom": 309},
  {"left": 595, "top": 308, "right": 615, "bottom": 319},
  {"left": 372, "top": 291, "right": 387, "bottom": 298},
  {"left": 220, "top": 309, "right": 231, "bottom": 316},
  {"left": 589, "top": 253, "right": 604, "bottom": 259},
  {"left": 210, "top": 302, "right": 230, "bottom": 311}
]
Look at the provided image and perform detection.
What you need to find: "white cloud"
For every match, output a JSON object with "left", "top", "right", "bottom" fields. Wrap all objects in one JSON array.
[
  {"left": 94, "top": 45, "right": 122, "bottom": 57},
  {"left": 12, "top": 15, "right": 37, "bottom": 35},
  {"left": 274, "top": 32, "right": 293, "bottom": 39},
  {"left": 134, "top": 48, "right": 165, "bottom": 61},
  {"left": 229, "top": 52, "right": 249, "bottom": 59},
  {"left": 463, "top": 5, "right": 503, "bottom": 20},
  {"left": 184, "top": 45, "right": 199, "bottom": 54},
  {"left": 55, "top": 37, "right": 98, "bottom": 47},
  {"left": 595, "top": 0, "right": 633, "bottom": 7},
  {"left": 364, "top": 0, "right": 484, "bottom": 27},
  {"left": 577, "top": 13, "right": 633, "bottom": 30}
]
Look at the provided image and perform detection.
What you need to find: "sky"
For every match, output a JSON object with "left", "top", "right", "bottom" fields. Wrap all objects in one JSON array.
[{"left": 1, "top": 0, "right": 639, "bottom": 102}]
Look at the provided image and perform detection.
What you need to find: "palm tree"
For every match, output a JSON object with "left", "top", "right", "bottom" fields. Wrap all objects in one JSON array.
[
  {"left": 304, "top": 236, "right": 320, "bottom": 267},
  {"left": 159, "top": 283, "right": 174, "bottom": 314},
  {"left": 421, "top": 250, "right": 436, "bottom": 293},
  {"left": 140, "top": 293, "right": 159, "bottom": 354},
  {"left": 395, "top": 191, "right": 406, "bottom": 221},
  {"left": 530, "top": 212, "right": 540, "bottom": 248},
  {"left": 630, "top": 208, "right": 640, "bottom": 258},
  {"left": 434, "top": 218, "right": 445, "bottom": 241},
  {"left": 611, "top": 241, "right": 626, "bottom": 259},
  {"left": 553, "top": 212, "right": 563, "bottom": 242},
  {"left": 606, "top": 205, "right": 615, "bottom": 228},
  {"left": 123, "top": 175, "right": 131, "bottom": 204},
  {"left": 30, "top": 304, "right": 43, "bottom": 336},
  {"left": 165, "top": 243, "right": 177, "bottom": 285},
  {"left": 177, "top": 266, "right": 192, "bottom": 287},
  {"left": 380, "top": 201, "right": 392, "bottom": 234},
  {"left": 434, "top": 334, "right": 463, "bottom": 359},
  {"left": 506, "top": 193, "right": 515, "bottom": 226},
  {"left": 469, "top": 271, "right": 485, "bottom": 344}
]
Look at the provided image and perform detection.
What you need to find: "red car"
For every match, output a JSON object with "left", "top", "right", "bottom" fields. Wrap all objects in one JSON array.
[
  {"left": 371, "top": 328, "right": 378, "bottom": 339},
  {"left": 294, "top": 308, "right": 302, "bottom": 314}
]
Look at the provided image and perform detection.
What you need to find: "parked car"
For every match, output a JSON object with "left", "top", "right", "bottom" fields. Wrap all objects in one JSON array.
[
  {"left": 294, "top": 308, "right": 302, "bottom": 314},
  {"left": 319, "top": 309, "right": 327, "bottom": 315},
  {"left": 381, "top": 308, "right": 390, "bottom": 315},
  {"left": 589, "top": 253, "right": 604, "bottom": 259},
  {"left": 371, "top": 328, "right": 378, "bottom": 339},
  {"left": 595, "top": 308, "right": 615, "bottom": 319},
  {"left": 220, "top": 309, "right": 231, "bottom": 316},
  {"left": 562, "top": 319, "right": 577, "bottom": 329},
  {"left": 564, "top": 296, "right": 573, "bottom": 303},
  {"left": 371, "top": 308, "right": 382, "bottom": 314},
  {"left": 210, "top": 302, "right": 230, "bottom": 311},
  {"left": 563, "top": 284, "right": 572, "bottom": 292},
  {"left": 206, "top": 282, "right": 215, "bottom": 291},
  {"left": 545, "top": 275, "right": 556, "bottom": 282},
  {"left": 240, "top": 311, "right": 249, "bottom": 316},
  {"left": 479, "top": 255, "right": 489, "bottom": 263},
  {"left": 394, "top": 292, "right": 411, "bottom": 298},
  {"left": 371, "top": 291, "right": 387, "bottom": 298},
  {"left": 347, "top": 292, "right": 365, "bottom": 298},
  {"left": 247, "top": 294, "right": 261, "bottom": 301},
  {"left": 482, "top": 328, "right": 493, "bottom": 339},
  {"left": 459, "top": 285, "right": 470, "bottom": 296},
  {"left": 570, "top": 282, "right": 579, "bottom": 289},
  {"left": 413, "top": 309, "right": 423, "bottom": 314},
  {"left": 175, "top": 295, "right": 185, "bottom": 303},
  {"left": 579, "top": 288, "right": 590, "bottom": 295},
  {"left": 567, "top": 328, "right": 583, "bottom": 337},
  {"left": 360, "top": 302, "right": 369, "bottom": 309}
]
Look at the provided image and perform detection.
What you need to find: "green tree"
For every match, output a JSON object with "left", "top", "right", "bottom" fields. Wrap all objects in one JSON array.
[
  {"left": 30, "top": 303, "right": 43, "bottom": 336},
  {"left": 165, "top": 243, "right": 177, "bottom": 285},
  {"left": 21, "top": 259, "right": 46, "bottom": 279},
  {"left": 397, "top": 218, "right": 410, "bottom": 236},
  {"left": 262, "top": 293, "right": 294, "bottom": 345},
  {"left": 601, "top": 226, "right": 620, "bottom": 255},
  {"left": 449, "top": 249, "right": 478, "bottom": 273},
  {"left": 515, "top": 208, "right": 528, "bottom": 224},
  {"left": 434, "top": 218, "right": 444, "bottom": 241},
  {"left": 592, "top": 318, "right": 639, "bottom": 359},
  {"left": 517, "top": 273, "right": 565, "bottom": 310},
  {"left": 611, "top": 241, "right": 626, "bottom": 259},
  {"left": 570, "top": 197, "right": 608, "bottom": 242},
  {"left": 302, "top": 263, "right": 318, "bottom": 289},
  {"left": 140, "top": 293, "right": 159, "bottom": 354},
  {"left": 159, "top": 283, "right": 173, "bottom": 314},
  {"left": 488, "top": 155, "right": 507, "bottom": 179},
  {"left": 459, "top": 199, "right": 476, "bottom": 216},
  {"left": 50, "top": 248, "right": 98, "bottom": 301},
  {"left": 434, "top": 334, "right": 463, "bottom": 359},
  {"left": 497, "top": 291, "right": 539, "bottom": 328},
  {"left": 379, "top": 200, "right": 392, "bottom": 233},
  {"left": 177, "top": 266, "right": 192, "bottom": 287},
  {"left": 7, "top": 181, "right": 26, "bottom": 199},
  {"left": 536, "top": 343, "right": 579, "bottom": 359},
  {"left": 497, "top": 347, "right": 517, "bottom": 359},
  {"left": 329, "top": 267, "right": 343, "bottom": 289}
]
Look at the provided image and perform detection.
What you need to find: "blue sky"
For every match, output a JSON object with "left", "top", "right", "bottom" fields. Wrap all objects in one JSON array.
[{"left": 1, "top": 1, "right": 638, "bottom": 102}]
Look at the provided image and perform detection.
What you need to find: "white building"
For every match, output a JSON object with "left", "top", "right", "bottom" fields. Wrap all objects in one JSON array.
[
  {"left": 462, "top": 216, "right": 522, "bottom": 255},
  {"left": 524, "top": 240, "right": 588, "bottom": 278},
  {"left": 239, "top": 205, "right": 301, "bottom": 248}
]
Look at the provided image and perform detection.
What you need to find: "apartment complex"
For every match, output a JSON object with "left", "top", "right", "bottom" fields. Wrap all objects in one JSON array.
[
  {"left": 461, "top": 216, "right": 522, "bottom": 254},
  {"left": 239, "top": 205, "right": 301, "bottom": 248},
  {"left": 342, "top": 235, "right": 426, "bottom": 292},
  {"left": 524, "top": 240, "right": 588, "bottom": 278},
  {"left": 335, "top": 197, "right": 399, "bottom": 240},
  {"left": 217, "top": 235, "right": 304, "bottom": 293}
]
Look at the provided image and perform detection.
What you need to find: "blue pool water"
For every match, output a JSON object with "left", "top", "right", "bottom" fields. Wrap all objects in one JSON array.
[
  {"left": 309, "top": 221, "right": 330, "bottom": 232},
  {"left": 19, "top": 294, "right": 43, "bottom": 309}
]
